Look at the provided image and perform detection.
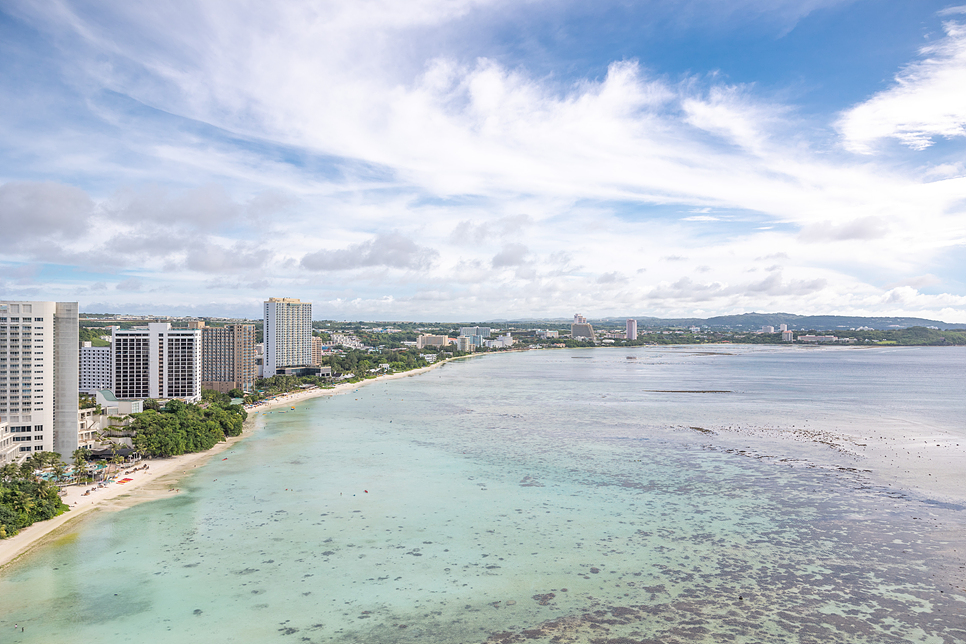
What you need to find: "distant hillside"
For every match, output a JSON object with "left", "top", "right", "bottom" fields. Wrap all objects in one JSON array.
[
  {"left": 594, "top": 312, "right": 959, "bottom": 331},
  {"left": 79, "top": 327, "right": 110, "bottom": 347}
]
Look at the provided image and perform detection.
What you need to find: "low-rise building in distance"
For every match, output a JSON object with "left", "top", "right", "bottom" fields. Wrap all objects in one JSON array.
[
  {"left": 416, "top": 334, "right": 452, "bottom": 349},
  {"left": 460, "top": 326, "right": 491, "bottom": 339},
  {"left": 330, "top": 333, "right": 367, "bottom": 350},
  {"left": 311, "top": 336, "right": 331, "bottom": 365},
  {"left": 484, "top": 333, "right": 514, "bottom": 349}
]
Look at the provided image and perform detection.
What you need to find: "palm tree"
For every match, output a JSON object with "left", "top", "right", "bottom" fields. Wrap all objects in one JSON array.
[
  {"left": 0, "top": 462, "right": 19, "bottom": 482},
  {"left": 71, "top": 448, "right": 91, "bottom": 484},
  {"left": 51, "top": 458, "right": 68, "bottom": 486},
  {"left": 19, "top": 457, "right": 39, "bottom": 482},
  {"left": 94, "top": 432, "right": 125, "bottom": 479},
  {"left": 109, "top": 453, "right": 124, "bottom": 477},
  {"left": 11, "top": 489, "right": 36, "bottom": 518}
]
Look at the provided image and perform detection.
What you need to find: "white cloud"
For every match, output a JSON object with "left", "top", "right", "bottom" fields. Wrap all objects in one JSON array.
[
  {"left": 115, "top": 277, "right": 143, "bottom": 291},
  {"left": 0, "top": 181, "right": 94, "bottom": 241},
  {"left": 491, "top": 244, "right": 530, "bottom": 268},
  {"left": 301, "top": 233, "right": 439, "bottom": 271},
  {"left": 798, "top": 216, "right": 888, "bottom": 242},
  {"left": 884, "top": 274, "right": 942, "bottom": 290},
  {"left": 838, "top": 14, "right": 966, "bottom": 152},
  {"left": 597, "top": 271, "right": 629, "bottom": 284},
  {"left": 682, "top": 84, "right": 786, "bottom": 154},
  {"left": 1, "top": 0, "right": 964, "bottom": 322}
]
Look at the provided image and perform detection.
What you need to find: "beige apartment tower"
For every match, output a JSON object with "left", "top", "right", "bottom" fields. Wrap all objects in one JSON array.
[
  {"left": 0, "top": 301, "right": 79, "bottom": 459},
  {"left": 201, "top": 323, "right": 257, "bottom": 393},
  {"left": 311, "top": 335, "right": 327, "bottom": 366}
]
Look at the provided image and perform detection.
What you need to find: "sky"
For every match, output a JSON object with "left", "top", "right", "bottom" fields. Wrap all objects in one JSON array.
[{"left": 1, "top": 0, "right": 965, "bottom": 322}]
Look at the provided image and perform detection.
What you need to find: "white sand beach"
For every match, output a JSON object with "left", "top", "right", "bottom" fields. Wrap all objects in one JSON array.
[
  {"left": 0, "top": 430, "right": 246, "bottom": 569},
  {"left": 246, "top": 353, "right": 476, "bottom": 413},
  {"left": 0, "top": 355, "right": 475, "bottom": 570},
  {"left": 2, "top": 348, "right": 961, "bottom": 572}
]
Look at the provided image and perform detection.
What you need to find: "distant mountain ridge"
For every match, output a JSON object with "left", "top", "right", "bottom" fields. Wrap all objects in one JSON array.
[
  {"left": 627, "top": 313, "right": 958, "bottom": 331},
  {"left": 496, "top": 313, "right": 960, "bottom": 331}
]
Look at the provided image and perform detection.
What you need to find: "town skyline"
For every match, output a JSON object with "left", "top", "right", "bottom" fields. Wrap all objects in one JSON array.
[
  {"left": 1, "top": 1, "right": 965, "bottom": 322},
  {"left": 74, "top": 308, "right": 963, "bottom": 329}
]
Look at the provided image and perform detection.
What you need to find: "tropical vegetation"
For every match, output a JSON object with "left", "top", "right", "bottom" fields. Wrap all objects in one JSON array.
[
  {"left": 0, "top": 452, "right": 70, "bottom": 539},
  {"left": 243, "top": 347, "right": 459, "bottom": 403},
  {"left": 130, "top": 394, "right": 247, "bottom": 457}
]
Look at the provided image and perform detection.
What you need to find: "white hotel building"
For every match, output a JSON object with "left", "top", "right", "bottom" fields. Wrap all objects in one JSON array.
[
  {"left": 0, "top": 301, "right": 79, "bottom": 460},
  {"left": 112, "top": 323, "right": 202, "bottom": 402},
  {"left": 263, "top": 298, "right": 312, "bottom": 377},
  {"left": 79, "top": 343, "right": 112, "bottom": 393}
]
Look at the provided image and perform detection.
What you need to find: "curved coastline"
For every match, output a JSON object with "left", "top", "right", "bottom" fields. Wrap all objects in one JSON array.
[
  {"left": 0, "top": 354, "right": 478, "bottom": 570},
  {"left": 246, "top": 352, "right": 480, "bottom": 412},
  {"left": 2, "top": 345, "right": 962, "bottom": 571}
]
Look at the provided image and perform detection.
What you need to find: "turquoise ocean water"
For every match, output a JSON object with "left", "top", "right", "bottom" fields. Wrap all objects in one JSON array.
[{"left": 1, "top": 345, "right": 965, "bottom": 643}]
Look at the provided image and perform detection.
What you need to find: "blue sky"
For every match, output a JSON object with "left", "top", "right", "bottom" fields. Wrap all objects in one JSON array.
[{"left": 1, "top": 0, "right": 964, "bottom": 321}]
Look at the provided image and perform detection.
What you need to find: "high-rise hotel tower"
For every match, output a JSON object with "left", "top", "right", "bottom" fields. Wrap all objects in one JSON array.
[
  {"left": 196, "top": 321, "right": 257, "bottom": 393},
  {"left": 112, "top": 323, "right": 202, "bottom": 402},
  {"left": 0, "top": 301, "right": 79, "bottom": 459},
  {"left": 263, "top": 298, "right": 312, "bottom": 377}
]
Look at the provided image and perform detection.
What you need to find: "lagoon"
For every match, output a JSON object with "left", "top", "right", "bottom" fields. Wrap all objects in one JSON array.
[{"left": 1, "top": 345, "right": 965, "bottom": 643}]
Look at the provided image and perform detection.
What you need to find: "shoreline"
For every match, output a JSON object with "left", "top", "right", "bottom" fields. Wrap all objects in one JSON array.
[
  {"left": 2, "top": 345, "right": 961, "bottom": 570},
  {"left": 0, "top": 415, "right": 257, "bottom": 570},
  {"left": 0, "top": 355, "right": 475, "bottom": 571},
  {"left": 245, "top": 353, "right": 479, "bottom": 412}
]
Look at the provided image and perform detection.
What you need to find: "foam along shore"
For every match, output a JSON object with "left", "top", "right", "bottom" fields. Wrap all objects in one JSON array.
[
  {"left": 245, "top": 354, "right": 476, "bottom": 413},
  {"left": 0, "top": 355, "right": 473, "bottom": 570}
]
